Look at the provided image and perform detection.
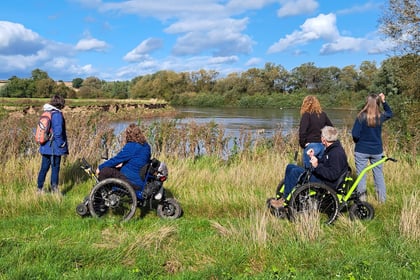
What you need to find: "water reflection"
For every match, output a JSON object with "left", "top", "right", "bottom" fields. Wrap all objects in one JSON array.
[
  {"left": 110, "top": 106, "right": 356, "bottom": 157},
  {"left": 112, "top": 106, "right": 356, "bottom": 139}
]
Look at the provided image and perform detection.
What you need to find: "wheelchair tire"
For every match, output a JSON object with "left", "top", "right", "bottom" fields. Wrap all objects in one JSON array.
[
  {"left": 76, "top": 196, "right": 90, "bottom": 217},
  {"left": 88, "top": 178, "right": 137, "bottom": 222},
  {"left": 76, "top": 202, "right": 89, "bottom": 217},
  {"left": 288, "top": 182, "right": 339, "bottom": 225},
  {"left": 157, "top": 198, "right": 182, "bottom": 219},
  {"left": 349, "top": 201, "right": 374, "bottom": 221}
]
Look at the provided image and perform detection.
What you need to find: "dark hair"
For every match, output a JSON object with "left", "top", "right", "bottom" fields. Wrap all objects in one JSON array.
[
  {"left": 125, "top": 123, "right": 147, "bottom": 144},
  {"left": 50, "top": 95, "right": 65, "bottom": 110}
]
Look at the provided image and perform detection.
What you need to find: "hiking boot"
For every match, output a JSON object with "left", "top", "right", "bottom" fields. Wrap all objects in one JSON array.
[
  {"left": 51, "top": 187, "right": 62, "bottom": 196},
  {"left": 269, "top": 198, "right": 285, "bottom": 208},
  {"left": 37, "top": 188, "right": 45, "bottom": 195}
]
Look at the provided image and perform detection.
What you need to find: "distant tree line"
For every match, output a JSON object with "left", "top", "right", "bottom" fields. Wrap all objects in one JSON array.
[
  {"left": 0, "top": 54, "right": 417, "bottom": 106},
  {"left": 0, "top": 0, "right": 418, "bottom": 155}
]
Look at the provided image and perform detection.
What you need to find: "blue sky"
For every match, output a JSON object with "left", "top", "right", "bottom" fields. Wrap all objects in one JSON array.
[{"left": 0, "top": 0, "right": 392, "bottom": 82}]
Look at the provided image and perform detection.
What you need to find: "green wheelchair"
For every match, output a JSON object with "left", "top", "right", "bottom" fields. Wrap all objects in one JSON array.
[{"left": 267, "top": 156, "right": 397, "bottom": 224}]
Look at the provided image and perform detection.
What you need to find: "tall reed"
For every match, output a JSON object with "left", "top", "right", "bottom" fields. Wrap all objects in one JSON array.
[{"left": 0, "top": 104, "right": 419, "bottom": 279}]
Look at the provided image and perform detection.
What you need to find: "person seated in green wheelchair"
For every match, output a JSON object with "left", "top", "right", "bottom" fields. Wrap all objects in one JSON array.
[{"left": 270, "top": 126, "right": 349, "bottom": 208}]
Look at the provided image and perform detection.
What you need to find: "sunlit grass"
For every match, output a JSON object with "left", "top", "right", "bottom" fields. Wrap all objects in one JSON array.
[{"left": 0, "top": 102, "right": 419, "bottom": 279}]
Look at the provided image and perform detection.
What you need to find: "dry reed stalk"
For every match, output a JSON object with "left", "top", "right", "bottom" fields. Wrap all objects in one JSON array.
[
  {"left": 399, "top": 191, "right": 420, "bottom": 241},
  {"left": 249, "top": 210, "right": 269, "bottom": 247},
  {"left": 292, "top": 210, "right": 322, "bottom": 242}
]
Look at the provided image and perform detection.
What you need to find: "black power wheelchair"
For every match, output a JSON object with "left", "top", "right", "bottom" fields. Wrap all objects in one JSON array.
[{"left": 76, "top": 158, "right": 182, "bottom": 222}]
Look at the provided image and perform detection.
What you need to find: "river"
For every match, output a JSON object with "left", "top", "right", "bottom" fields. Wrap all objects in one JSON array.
[
  {"left": 113, "top": 106, "right": 356, "bottom": 140},
  {"left": 172, "top": 106, "right": 356, "bottom": 138}
]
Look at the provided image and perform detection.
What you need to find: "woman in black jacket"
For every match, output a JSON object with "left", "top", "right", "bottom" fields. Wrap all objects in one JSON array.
[{"left": 299, "top": 95, "right": 333, "bottom": 168}]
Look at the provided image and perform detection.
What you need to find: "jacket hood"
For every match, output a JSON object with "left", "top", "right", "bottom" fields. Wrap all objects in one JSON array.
[{"left": 43, "top": 103, "right": 60, "bottom": 112}]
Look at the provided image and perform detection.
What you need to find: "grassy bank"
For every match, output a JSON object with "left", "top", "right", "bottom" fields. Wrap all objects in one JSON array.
[{"left": 0, "top": 101, "right": 419, "bottom": 279}]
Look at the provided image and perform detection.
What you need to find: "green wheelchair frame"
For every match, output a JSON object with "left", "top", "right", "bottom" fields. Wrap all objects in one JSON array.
[{"left": 268, "top": 156, "right": 397, "bottom": 224}]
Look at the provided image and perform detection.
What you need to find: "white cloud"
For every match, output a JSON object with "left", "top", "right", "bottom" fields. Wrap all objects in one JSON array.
[
  {"left": 320, "top": 36, "right": 394, "bottom": 55},
  {"left": 123, "top": 38, "right": 163, "bottom": 62},
  {"left": 98, "top": 1, "right": 255, "bottom": 57},
  {"left": 226, "top": 0, "right": 278, "bottom": 13},
  {"left": 169, "top": 18, "right": 254, "bottom": 56},
  {"left": 99, "top": 0, "right": 227, "bottom": 20},
  {"left": 337, "top": 2, "right": 380, "bottom": 15},
  {"left": 268, "top": 11, "right": 393, "bottom": 57},
  {"left": 208, "top": 56, "right": 239, "bottom": 64},
  {"left": 0, "top": 21, "right": 44, "bottom": 55},
  {"left": 75, "top": 38, "right": 108, "bottom": 51},
  {"left": 268, "top": 13, "right": 338, "bottom": 53},
  {"left": 277, "top": 0, "right": 319, "bottom": 17},
  {"left": 245, "top": 57, "right": 262, "bottom": 66}
]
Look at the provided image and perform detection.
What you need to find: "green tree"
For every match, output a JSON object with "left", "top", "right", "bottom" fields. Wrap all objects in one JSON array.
[
  {"left": 261, "top": 62, "right": 290, "bottom": 94},
  {"left": 2, "top": 76, "right": 30, "bottom": 98},
  {"left": 379, "top": 0, "right": 420, "bottom": 55},
  {"left": 191, "top": 69, "right": 218, "bottom": 93},
  {"left": 241, "top": 68, "right": 265, "bottom": 95},
  {"left": 31, "top": 69, "right": 49, "bottom": 81},
  {"left": 34, "top": 78, "right": 56, "bottom": 98},
  {"left": 339, "top": 65, "right": 358, "bottom": 92},
  {"left": 213, "top": 72, "right": 245, "bottom": 103},
  {"left": 317, "top": 66, "right": 341, "bottom": 94},
  {"left": 54, "top": 81, "right": 75, "bottom": 98},
  {"left": 357, "top": 61, "right": 378, "bottom": 92},
  {"left": 289, "top": 62, "right": 320, "bottom": 92},
  {"left": 78, "top": 77, "right": 103, "bottom": 98},
  {"left": 72, "top": 78, "right": 84, "bottom": 89}
]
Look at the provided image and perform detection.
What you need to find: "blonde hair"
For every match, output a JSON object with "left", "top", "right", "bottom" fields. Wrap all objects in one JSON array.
[
  {"left": 300, "top": 95, "right": 323, "bottom": 115},
  {"left": 357, "top": 94, "right": 381, "bottom": 127}
]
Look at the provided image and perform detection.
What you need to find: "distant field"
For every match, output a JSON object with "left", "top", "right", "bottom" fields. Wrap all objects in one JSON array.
[{"left": 0, "top": 97, "right": 168, "bottom": 107}]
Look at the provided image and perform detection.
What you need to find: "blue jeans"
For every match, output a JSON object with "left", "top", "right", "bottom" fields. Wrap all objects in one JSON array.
[
  {"left": 37, "top": 154, "right": 62, "bottom": 190},
  {"left": 355, "top": 152, "right": 386, "bottom": 203},
  {"left": 283, "top": 164, "right": 321, "bottom": 199},
  {"left": 303, "top": 143, "right": 325, "bottom": 169}
]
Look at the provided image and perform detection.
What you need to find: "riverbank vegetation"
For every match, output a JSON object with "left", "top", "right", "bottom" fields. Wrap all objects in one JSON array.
[
  {"left": 0, "top": 106, "right": 419, "bottom": 279},
  {"left": 0, "top": 2, "right": 418, "bottom": 277}
]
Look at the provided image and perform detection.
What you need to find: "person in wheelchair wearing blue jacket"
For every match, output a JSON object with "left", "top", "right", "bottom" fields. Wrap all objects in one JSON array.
[
  {"left": 271, "top": 126, "right": 349, "bottom": 208},
  {"left": 96, "top": 123, "right": 151, "bottom": 189}
]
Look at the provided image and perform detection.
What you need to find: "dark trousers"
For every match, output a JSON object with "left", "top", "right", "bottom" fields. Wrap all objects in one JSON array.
[
  {"left": 98, "top": 167, "right": 138, "bottom": 188},
  {"left": 37, "top": 154, "right": 61, "bottom": 190},
  {"left": 283, "top": 164, "right": 320, "bottom": 198},
  {"left": 98, "top": 167, "right": 127, "bottom": 182}
]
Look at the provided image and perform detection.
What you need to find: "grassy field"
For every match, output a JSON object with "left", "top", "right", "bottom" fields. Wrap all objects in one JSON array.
[{"left": 0, "top": 100, "right": 419, "bottom": 279}]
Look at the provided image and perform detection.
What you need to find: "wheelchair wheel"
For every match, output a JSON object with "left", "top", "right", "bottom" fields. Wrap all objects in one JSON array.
[
  {"left": 76, "top": 196, "right": 90, "bottom": 217},
  {"left": 349, "top": 201, "right": 374, "bottom": 221},
  {"left": 157, "top": 198, "right": 182, "bottom": 219},
  {"left": 88, "top": 178, "right": 137, "bottom": 222},
  {"left": 288, "top": 182, "right": 339, "bottom": 225}
]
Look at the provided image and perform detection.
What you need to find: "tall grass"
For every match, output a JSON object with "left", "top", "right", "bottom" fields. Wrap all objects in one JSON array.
[{"left": 0, "top": 104, "right": 419, "bottom": 279}]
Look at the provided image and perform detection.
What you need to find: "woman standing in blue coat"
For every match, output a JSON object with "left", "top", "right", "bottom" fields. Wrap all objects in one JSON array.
[
  {"left": 37, "top": 95, "right": 69, "bottom": 194},
  {"left": 96, "top": 123, "right": 151, "bottom": 189},
  {"left": 352, "top": 93, "right": 393, "bottom": 203}
]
